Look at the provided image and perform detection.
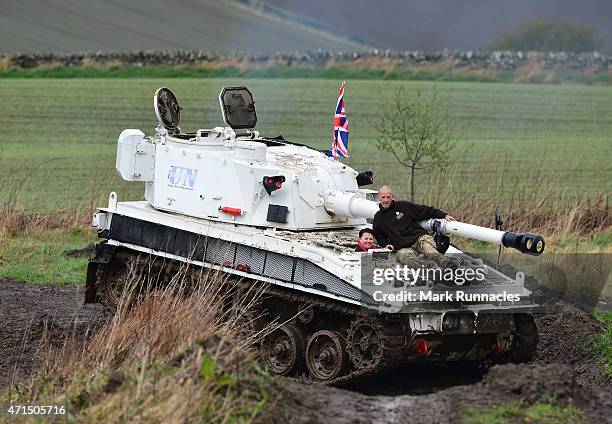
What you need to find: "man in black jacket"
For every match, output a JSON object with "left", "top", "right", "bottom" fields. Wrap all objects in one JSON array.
[{"left": 372, "top": 185, "right": 456, "bottom": 269}]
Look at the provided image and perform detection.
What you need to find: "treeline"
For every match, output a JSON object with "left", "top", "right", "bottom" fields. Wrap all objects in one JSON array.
[{"left": 490, "top": 18, "right": 605, "bottom": 53}]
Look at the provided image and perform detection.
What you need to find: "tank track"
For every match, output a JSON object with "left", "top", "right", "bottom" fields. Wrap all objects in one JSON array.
[
  {"left": 90, "top": 250, "right": 408, "bottom": 384},
  {"left": 508, "top": 313, "right": 538, "bottom": 363},
  {"left": 261, "top": 285, "right": 407, "bottom": 385}
]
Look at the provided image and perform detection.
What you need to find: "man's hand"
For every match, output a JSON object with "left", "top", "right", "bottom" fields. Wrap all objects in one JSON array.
[
  {"left": 445, "top": 215, "right": 456, "bottom": 221},
  {"left": 385, "top": 244, "right": 394, "bottom": 250}
]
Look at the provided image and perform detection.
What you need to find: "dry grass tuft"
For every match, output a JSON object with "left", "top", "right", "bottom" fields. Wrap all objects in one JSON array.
[
  {"left": 81, "top": 57, "right": 100, "bottom": 68},
  {"left": 5, "top": 260, "right": 270, "bottom": 423},
  {"left": 0, "top": 207, "right": 93, "bottom": 235},
  {"left": 0, "top": 56, "right": 12, "bottom": 70},
  {"left": 387, "top": 153, "right": 611, "bottom": 237}
]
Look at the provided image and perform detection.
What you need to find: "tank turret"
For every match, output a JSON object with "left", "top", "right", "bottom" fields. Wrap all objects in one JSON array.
[
  {"left": 114, "top": 86, "right": 545, "bottom": 255},
  {"left": 116, "top": 86, "right": 370, "bottom": 230}
]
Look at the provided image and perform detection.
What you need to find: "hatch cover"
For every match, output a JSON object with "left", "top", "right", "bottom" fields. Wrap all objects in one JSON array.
[
  {"left": 219, "top": 87, "right": 257, "bottom": 129},
  {"left": 154, "top": 87, "right": 182, "bottom": 132}
]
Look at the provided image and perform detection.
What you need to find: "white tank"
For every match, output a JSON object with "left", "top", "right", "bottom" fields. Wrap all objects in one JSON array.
[{"left": 88, "top": 86, "right": 545, "bottom": 383}]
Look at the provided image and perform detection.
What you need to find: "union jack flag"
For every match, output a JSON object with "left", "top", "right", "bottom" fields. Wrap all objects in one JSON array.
[{"left": 328, "top": 81, "right": 349, "bottom": 159}]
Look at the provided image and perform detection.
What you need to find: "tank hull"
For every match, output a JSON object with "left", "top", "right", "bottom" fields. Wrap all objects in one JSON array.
[{"left": 87, "top": 200, "right": 539, "bottom": 382}]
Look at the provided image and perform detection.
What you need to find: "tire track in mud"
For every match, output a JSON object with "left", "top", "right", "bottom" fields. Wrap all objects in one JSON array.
[
  {"left": 273, "top": 362, "right": 610, "bottom": 424},
  {"left": 0, "top": 278, "right": 106, "bottom": 387},
  {"left": 1, "top": 279, "right": 609, "bottom": 423}
]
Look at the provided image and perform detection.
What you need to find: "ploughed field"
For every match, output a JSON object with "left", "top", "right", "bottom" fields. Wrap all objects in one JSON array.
[
  {"left": 0, "top": 0, "right": 361, "bottom": 53},
  {"left": 1, "top": 78, "right": 610, "bottom": 214}
]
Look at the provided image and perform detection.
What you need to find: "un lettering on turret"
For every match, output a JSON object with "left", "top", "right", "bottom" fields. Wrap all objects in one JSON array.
[{"left": 167, "top": 166, "right": 198, "bottom": 190}]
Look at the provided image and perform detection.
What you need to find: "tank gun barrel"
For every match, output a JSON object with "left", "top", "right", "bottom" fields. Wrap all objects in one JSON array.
[
  {"left": 323, "top": 191, "right": 545, "bottom": 256},
  {"left": 323, "top": 190, "right": 380, "bottom": 219},
  {"left": 419, "top": 219, "right": 545, "bottom": 256}
]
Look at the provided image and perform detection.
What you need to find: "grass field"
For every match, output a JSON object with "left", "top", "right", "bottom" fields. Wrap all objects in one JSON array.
[
  {"left": 0, "top": 78, "right": 610, "bottom": 232},
  {"left": 2, "top": 65, "right": 610, "bottom": 85}
]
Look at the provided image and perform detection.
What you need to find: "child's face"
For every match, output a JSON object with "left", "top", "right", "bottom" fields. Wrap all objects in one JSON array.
[{"left": 360, "top": 233, "right": 374, "bottom": 248}]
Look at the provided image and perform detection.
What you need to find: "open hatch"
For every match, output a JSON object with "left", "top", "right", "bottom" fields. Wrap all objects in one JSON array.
[
  {"left": 154, "top": 87, "right": 182, "bottom": 133},
  {"left": 219, "top": 87, "right": 257, "bottom": 130}
]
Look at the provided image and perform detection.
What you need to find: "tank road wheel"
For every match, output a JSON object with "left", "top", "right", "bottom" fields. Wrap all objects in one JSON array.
[
  {"left": 305, "top": 330, "right": 347, "bottom": 382},
  {"left": 509, "top": 314, "right": 538, "bottom": 363},
  {"left": 297, "top": 303, "right": 314, "bottom": 325},
  {"left": 346, "top": 318, "right": 404, "bottom": 371},
  {"left": 261, "top": 324, "right": 305, "bottom": 376},
  {"left": 347, "top": 318, "right": 383, "bottom": 368}
]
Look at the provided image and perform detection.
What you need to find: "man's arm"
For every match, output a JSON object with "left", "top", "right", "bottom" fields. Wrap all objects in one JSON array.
[
  {"left": 404, "top": 201, "right": 448, "bottom": 221},
  {"left": 372, "top": 219, "right": 391, "bottom": 249}
]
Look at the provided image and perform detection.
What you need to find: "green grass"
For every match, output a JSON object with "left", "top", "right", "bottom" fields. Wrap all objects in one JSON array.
[
  {"left": 551, "top": 232, "right": 612, "bottom": 251},
  {"left": 462, "top": 401, "right": 585, "bottom": 424},
  {"left": 1, "top": 78, "right": 610, "bottom": 213},
  {"left": 1, "top": 65, "right": 610, "bottom": 85},
  {"left": 0, "top": 227, "right": 95, "bottom": 284},
  {"left": 592, "top": 308, "right": 612, "bottom": 376}
]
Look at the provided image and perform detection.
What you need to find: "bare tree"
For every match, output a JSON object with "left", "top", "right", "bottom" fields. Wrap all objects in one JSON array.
[{"left": 374, "top": 85, "right": 459, "bottom": 201}]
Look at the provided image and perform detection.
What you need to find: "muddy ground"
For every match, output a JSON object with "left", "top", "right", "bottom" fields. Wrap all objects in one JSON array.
[
  {"left": 0, "top": 278, "right": 610, "bottom": 423},
  {"left": 0, "top": 279, "right": 106, "bottom": 388}
]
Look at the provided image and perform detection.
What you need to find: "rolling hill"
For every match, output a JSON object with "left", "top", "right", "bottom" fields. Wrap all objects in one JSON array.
[
  {"left": 264, "top": 0, "right": 612, "bottom": 53},
  {"left": 3, "top": 0, "right": 610, "bottom": 55},
  {"left": 0, "top": 0, "right": 363, "bottom": 53}
]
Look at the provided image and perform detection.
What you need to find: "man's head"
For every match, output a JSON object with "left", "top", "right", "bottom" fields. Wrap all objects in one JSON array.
[
  {"left": 358, "top": 228, "right": 375, "bottom": 249},
  {"left": 378, "top": 185, "right": 394, "bottom": 209}
]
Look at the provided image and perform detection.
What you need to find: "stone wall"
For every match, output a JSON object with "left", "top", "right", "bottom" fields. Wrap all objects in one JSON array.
[{"left": 2, "top": 49, "right": 610, "bottom": 71}]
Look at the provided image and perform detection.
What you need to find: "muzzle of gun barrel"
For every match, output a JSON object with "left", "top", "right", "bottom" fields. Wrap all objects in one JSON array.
[{"left": 502, "top": 232, "right": 545, "bottom": 256}]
